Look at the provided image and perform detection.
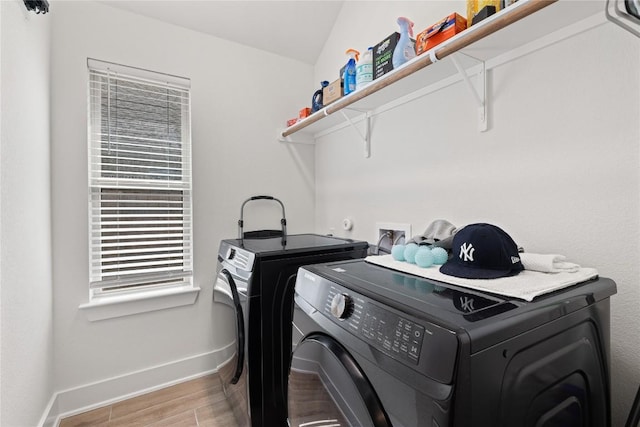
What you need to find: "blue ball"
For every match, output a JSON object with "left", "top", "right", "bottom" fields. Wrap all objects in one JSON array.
[
  {"left": 403, "top": 243, "right": 419, "bottom": 264},
  {"left": 415, "top": 247, "right": 434, "bottom": 268},
  {"left": 391, "top": 245, "right": 405, "bottom": 261},
  {"left": 431, "top": 247, "right": 449, "bottom": 265}
]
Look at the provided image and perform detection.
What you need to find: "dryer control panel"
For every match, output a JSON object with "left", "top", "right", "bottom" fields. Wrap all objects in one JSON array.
[
  {"left": 325, "top": 286, "right": 426, "bottom": 365},
  {"left": 296, "top": 267, "right": 458, "bottom": 383},
  {"left": 301, "top": 280, "right": 459, "bottom": 385}
]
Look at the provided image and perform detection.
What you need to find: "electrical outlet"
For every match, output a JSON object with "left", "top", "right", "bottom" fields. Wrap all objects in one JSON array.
[{"left": 375, "top": 222, "right": 411, "bottom": 254}]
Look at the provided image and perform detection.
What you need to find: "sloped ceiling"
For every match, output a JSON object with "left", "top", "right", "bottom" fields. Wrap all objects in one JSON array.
[{"left": 101, "top": 1, "right": 345, "bottom": 65}]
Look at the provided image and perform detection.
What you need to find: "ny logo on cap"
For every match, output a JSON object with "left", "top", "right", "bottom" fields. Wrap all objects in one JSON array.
[{"left": 459, "top": 242, "right": 475, "bottom": 262}]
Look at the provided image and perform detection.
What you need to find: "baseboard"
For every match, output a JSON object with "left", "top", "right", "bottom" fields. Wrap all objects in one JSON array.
[{"left": 39, "top": 343, "right": 235, "bottom": 427}]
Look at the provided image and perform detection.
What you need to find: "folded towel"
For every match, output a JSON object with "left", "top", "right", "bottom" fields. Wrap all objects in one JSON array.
[
  {"left": 520, "top": 253, "right": 580, "bottom": 273},
  {"left": 365, "top": 255, "right": 597, "bottom": 301}
]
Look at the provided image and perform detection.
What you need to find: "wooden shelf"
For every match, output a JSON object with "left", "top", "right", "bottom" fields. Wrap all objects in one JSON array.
[{"left": 280, "top": 0, "right": 603, "bottom": 139}]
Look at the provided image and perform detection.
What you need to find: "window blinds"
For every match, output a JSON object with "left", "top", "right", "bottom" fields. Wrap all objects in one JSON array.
[{"left": 88, "top": 59, "right": 193, "bottom": 295}]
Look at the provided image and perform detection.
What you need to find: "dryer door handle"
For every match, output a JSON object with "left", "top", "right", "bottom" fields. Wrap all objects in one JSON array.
[{"left": 220, "top": 269, "right": 245, "bottom": 385}]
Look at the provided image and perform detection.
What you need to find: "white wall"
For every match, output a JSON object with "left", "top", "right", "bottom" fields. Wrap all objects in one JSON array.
[
  {"left": 314, "top": 3, "right": 640, "bottom": 426},
  {"left": 0, "top": 1, "right": 54, "bottom": 426},
  {"left": 50, "top": 0, "right": 314, "bottom": 409}
]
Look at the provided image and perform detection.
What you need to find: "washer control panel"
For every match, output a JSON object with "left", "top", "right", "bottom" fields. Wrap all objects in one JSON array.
[{"left": 325, "top": 285, "right": 425, "bottom": 365}]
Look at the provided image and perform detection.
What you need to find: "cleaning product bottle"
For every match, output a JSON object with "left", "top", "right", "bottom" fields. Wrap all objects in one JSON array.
[
  {"left": 311, "top": 80, "right": 329, "bottom": 113},
  {"left": 356, "top": 47, "right": 373, "bottom": 91},
  {"left": 343, "top": 48, "right": 359, "bottom": 96},
  {"left": 392, "top": 16, "right": 416, "bottom": 69}
]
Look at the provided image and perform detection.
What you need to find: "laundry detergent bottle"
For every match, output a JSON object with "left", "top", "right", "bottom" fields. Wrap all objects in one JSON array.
[
  {"left": 392, "top": 16, "right": 416, "bottom": 69},
  {"left": 343, "top": 48, "right": 360, "bottom": 95},
  {"left": 356, "top": 47, "right": 373, "bottom": 91}
]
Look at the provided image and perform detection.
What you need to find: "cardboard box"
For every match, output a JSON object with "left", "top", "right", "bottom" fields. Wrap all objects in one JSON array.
[
  {"left": 415, "top": 13, "right": 467, "bottom": 56},
  {"left": 373, "top": 32, "right": 415, "bottom": 80},
  {"left": 322, "top": 79, "right": 343, "bottom": 106},
  {"left": 299, "top": 107, "right": 311, "bottom": 119}
]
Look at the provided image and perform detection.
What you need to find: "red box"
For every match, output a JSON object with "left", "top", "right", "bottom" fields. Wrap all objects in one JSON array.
[
  {"left": 299, "top": 107, "right": 312, "bottom": 119},
  {"left": 415, "top": 13, "right": 467, "bottom": 56}
]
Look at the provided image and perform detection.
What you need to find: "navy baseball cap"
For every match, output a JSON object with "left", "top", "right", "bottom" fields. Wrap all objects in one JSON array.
[{"left": 439, "top": 223, "right": 523, "bottom": 279}]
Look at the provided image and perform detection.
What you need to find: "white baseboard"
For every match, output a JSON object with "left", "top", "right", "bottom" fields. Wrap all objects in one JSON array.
[{"left": 39, "top": 343, "right": 235, "bottom": 427}]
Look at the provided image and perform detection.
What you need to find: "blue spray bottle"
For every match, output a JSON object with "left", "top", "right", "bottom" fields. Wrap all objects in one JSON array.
[
  {"left": 392, "top": 16, "right": 416, "bottom": 69},
  {"left": 343, "top": 48, "right": 360, "bottom": 96}
]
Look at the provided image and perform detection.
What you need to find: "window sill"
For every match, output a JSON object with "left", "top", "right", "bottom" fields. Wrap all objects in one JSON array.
[{"left": 79, "top": 285, "right": 201, "bottom": 321}]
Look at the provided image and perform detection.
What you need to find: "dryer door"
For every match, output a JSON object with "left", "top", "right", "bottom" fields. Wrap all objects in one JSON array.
[
  {"left": 213, "top": 267, "right": 250, "bottom": 427},
  {"left": 288, "top": 333, "right": 391, "bottom": 427}
]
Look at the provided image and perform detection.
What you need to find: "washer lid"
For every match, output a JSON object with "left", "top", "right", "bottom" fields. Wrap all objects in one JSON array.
[{"left": 223, "top": 233, "right": 368, "bottom": 257}]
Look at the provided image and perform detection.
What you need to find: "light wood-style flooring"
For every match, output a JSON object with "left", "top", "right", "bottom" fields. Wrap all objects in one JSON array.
[
  {"left": 60, "top": 368, "right": 350, "bottom": 427},
  {"left": 59, "top": 373, "right": 239, "bottom": 427}
]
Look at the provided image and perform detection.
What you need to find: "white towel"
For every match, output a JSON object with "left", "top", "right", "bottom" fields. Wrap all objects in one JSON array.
[
  {"left": 520, "top": 253, "right": 580, "bottom": 273},
  {"left": 364, "top": 255, "right": 598, "bottom": 302}
]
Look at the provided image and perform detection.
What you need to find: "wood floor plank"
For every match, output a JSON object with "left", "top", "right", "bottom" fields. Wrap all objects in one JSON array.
[
  {"left": 144, "top": 409, "right": 198, "bottom": 427},
  {"left": 59, "top": 373, "right": 239, "bottom": 427},
  {"left": 109, "top": 386, "right": 226, "bottom": 426},
  {"left": 59, "top": 406, "right": 111, "bottom": 427},
  {"left": 110, "top": 374, "right": 220, "bottom": 420},
  {"left": 195, "top": 398, "right": 238, "bottom": 427}
]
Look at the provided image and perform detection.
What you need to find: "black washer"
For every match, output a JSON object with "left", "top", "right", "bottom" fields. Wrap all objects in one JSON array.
[{"left": 287, "top": 259, "right": 616, "bottom": 427}]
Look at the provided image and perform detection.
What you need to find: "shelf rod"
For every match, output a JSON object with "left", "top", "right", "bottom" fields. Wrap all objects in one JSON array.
[{"left": 276, "top": 129, "right": 315, "bottom": 145}]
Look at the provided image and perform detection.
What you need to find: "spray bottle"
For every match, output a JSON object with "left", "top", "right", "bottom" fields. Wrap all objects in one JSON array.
[
  {"left": 356, "top": 47, "right": 373, "bottom": 91},
  {"left": 343, "top": 48, "right": 360, "bottom": 96},
  {"left": 392, "top": 16, "right": 416, "bottom": 69}
]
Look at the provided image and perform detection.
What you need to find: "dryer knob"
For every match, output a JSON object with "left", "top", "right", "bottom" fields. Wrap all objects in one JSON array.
[{"left": 330, "top": 293, "right": 353, "bottom": 320}]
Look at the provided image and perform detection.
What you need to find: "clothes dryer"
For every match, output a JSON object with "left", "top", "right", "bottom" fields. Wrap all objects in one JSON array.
[{"left": 214, "top": 234, "right": 368, "bottom": 427}]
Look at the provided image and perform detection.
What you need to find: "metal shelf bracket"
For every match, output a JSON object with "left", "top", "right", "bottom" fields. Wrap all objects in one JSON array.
[
  {"left": 451, "top": 53, "right": 488, "bottom": 132},
  {"left": 340, "top": 110, "right": 372, "bottom": 158}
]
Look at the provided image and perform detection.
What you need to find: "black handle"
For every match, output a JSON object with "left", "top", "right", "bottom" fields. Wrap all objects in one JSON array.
[
  {"left": 220, "top": 269, "right": 245, "bottom": 385},
  {"left": 238, "top": 196, "right": 287, "bottom": 245}
]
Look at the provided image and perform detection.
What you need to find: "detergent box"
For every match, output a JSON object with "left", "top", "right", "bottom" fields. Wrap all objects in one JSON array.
[
  {"left": 373, "top": 32, "right": 415, "bottom": 80},
  {"left": 322, "top": 79, "right": 343, "bottom": 105},
  {"left": 415, "top": 13, "right": 467, "bottom": 56}
]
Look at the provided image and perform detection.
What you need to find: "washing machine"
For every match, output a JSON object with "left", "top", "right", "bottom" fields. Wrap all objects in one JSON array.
[
  {"left": 213, "top": 234, "right": 368, "bottom": 427},
  {"left": 287, "top": 259, "right": 616, "bottom": 427}
]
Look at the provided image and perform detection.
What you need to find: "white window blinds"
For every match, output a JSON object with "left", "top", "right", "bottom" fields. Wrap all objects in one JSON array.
[{"left": 88, "top": 59, "right": 193, "bottom": 295}]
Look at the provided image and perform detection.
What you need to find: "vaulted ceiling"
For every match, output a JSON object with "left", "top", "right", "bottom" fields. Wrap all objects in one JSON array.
[{"left": 102, "top": 1, "right": 345, "bottom": 65}]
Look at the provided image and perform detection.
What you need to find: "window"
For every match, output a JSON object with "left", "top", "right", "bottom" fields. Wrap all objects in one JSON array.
[{"left": 88, "top": 59, "right": 193, "bottom": 299}]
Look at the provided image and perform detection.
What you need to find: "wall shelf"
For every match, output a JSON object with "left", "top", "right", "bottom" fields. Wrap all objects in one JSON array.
[{"left": 280, "top": 0, "right": 603, "bottom": 146}]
